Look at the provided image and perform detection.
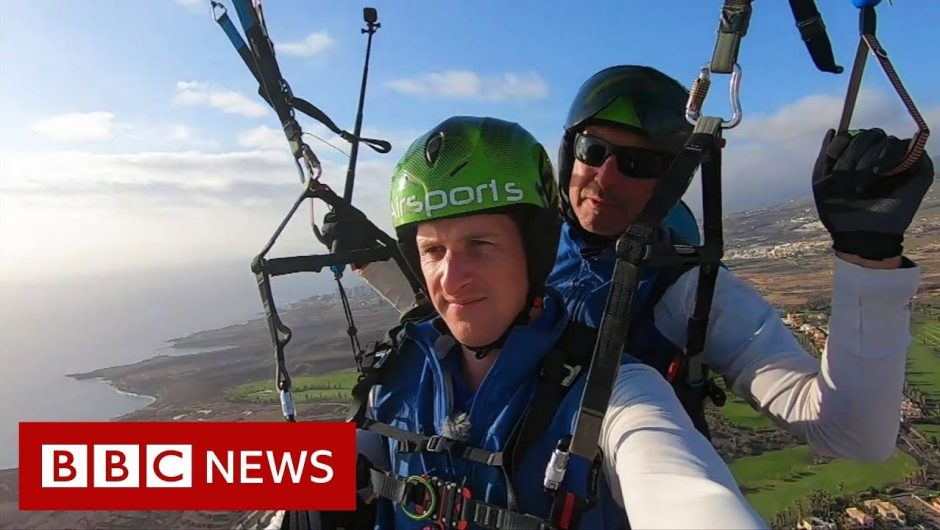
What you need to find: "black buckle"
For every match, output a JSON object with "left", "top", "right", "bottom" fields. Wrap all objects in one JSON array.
[
  {"left": 796, "top": 15, "right": 825, "bottom": 41},
  {"left": 708, "top": 379, "right": 727, "bottom": 407},
  {"left": 401, "top": 474, "right": 472, "bottom": 528},
  {"left": 615, "top": 225, "right": 653, "bottom": 263},
  {"left": 425, "top": 435, "right": 455, "bottom": 455}
]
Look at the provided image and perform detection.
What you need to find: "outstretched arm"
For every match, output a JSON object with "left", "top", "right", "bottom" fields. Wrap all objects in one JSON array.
[
  {"left": 657, "top": 128, "right": 931, "bottom": 462},
  {"left": 601, "top": 362, "right": 767, "bottom": 529},
  {"left": 656, "top": 258, "right": 919, "bottom": 462}
]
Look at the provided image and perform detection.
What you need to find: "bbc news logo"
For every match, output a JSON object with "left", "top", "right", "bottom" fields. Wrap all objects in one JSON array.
[
  {"left": 42, "top": 444, "right": 194, "bottom": 488},
  {"left": 20, "top": 422, "right": 355, "bottom": 510},
  {"left": 40, "top": 445, "right": 335, "bottom": 488}
]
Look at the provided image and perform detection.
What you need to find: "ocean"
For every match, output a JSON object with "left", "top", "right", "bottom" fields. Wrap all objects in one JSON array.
[{"left": 0, "top": 260, "right": 342, "bottom": 469}]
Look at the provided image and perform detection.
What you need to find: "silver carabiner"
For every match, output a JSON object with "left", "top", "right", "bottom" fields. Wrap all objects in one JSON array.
[
  {"left": 723, "top": 62, "right": 743, "bottom": 129},
  {"left": 686, "top": 63, "right": 743, "bottom": 129}
]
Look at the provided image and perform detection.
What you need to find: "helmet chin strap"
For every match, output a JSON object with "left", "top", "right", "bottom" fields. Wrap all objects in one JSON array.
[{"left": 439, "top": 295, "right": 543, "bottom": 360}]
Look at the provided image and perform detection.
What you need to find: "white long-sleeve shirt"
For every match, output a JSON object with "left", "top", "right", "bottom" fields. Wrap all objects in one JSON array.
[
  {"left": 354, "top": 352, "right": 767, "bottom": 529},
  {"left": 283, "top": 361, "right": 769, "bottom": 530},
  {"left": 599, "top": 362, "right": 768, "bottom": 528},
  {"left": 658, "top": 257, "right": 919, "bottom": 462},
  {"left": 359, "top": 256, "right": 919, "bottom": 463}
]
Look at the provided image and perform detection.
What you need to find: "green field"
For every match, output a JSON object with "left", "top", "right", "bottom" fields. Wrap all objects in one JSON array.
[
  {"left": 719, "top": 393, "right": 776, "bottom": 429},
  {"left": 715, "top": 379, "right": 777, "bottom": 429},
  {"left": 730, "top": 446, "right": 918, "bottom": 520},
  {"left": 907, "top": 316, "right": 940, "bottom": 402},
  {"left": 914, "top": 423, "right": 940, "bottom": 440},
  {"left": 226, "top": 369, "right": 359, "bottom": 404}
]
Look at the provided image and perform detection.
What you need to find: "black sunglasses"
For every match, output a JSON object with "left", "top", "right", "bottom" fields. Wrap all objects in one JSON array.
[{"left": 573, "top": 132, "right": 671, "bottom": 180}]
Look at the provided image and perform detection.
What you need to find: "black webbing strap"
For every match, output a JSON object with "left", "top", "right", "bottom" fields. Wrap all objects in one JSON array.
[
  {"left": 250, "top": 180, "right": 424, "bottom": 422},
  {"left": 212, "top": 1, "right": 391, "bottom": 155},
  {"left": 509, "top": 322, "right": 596, "bottom": 479},
  {"left": 360, "top": 419, "right": 505, "bottom": 467},
  {"left": 670, "top": 122, "right": 728, "bottom": 438},
  {"left": 291, "top": 97, "right": 391, "bottom": 154},
  {"left": 710, "top": 0, "right": 753, "bottom": 74},
  {"left": 370, "top": 469, "right": 555, "bottom": 530},
  {"left": 344, "top": 326, "right": 505, "bottom": 468},
  {"left": 682, "top": 128, "right": 724, "bottom": 372},
  {"left": 567, "top": 129, "right": 714, "bottom": 461},
  {"left": 788, "top": 0, "right": 843, "bottom": 74}
]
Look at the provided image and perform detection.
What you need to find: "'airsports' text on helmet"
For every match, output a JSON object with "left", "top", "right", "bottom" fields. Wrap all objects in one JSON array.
[
  {"left": 558, "top": 65, "right": 693, "bottom": 222},
  {"left": 390, "top": 116, "right": 561, "bottom": 304}
]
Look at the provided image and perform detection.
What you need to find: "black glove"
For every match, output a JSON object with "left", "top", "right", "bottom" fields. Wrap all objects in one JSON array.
[
  {"left": 812, "top": 128, "right": 934, "bottom": 260},
  {"left": 318, "top": 208, "right": 380, "bottom": 255}
]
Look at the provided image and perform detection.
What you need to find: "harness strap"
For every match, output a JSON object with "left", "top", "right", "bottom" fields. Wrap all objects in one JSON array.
[
  {"left": 683, "top": 119, "right": 724, "bottom": 369},
  {"left": 788, "top": 0, "right": 843, "bottom": 73},
  {"left": 212, "top": 2, "right": 391, "bottom": 156},
  {"left": 508, "top": 322, "right": 594, "bottom": 478},
  {"left": 360, "top": 419, "right": 505, "bottom": 466},
  {"left": 566, "top": 129, "right": 713, "bottom": 463},
  {"left": 710, "top": 0, "right": 753, "bottom": 74},
  {"left": 667, "top": 119, "right": 728, "bottom": 438},
  {"left": 370, "top": 469, "right": 555, "bottom": 530}
]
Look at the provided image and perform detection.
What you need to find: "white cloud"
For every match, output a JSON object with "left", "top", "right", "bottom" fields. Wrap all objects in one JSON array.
[
  {"left": 0, "top": 146, "right": 400, "bottom": 281},
  {"left": 386, "top": 71, "right": 482, "bottom": 99},
  {"left": 173, "top": 0, "right": 202, "bottom": 14},
  {"left": 31, "top": 112, "right": 115, "bottom": 142},
  {"left": 681, "top": 88, "right": 940, "bottom": 215},
  {"left": 238, "top": 125, "right": 288, "bottom": 151},
  {"left": 0, "top": 149, "right": 292, "bottom": 198},
  {"left": 487, "top": 73, "right": 549, "bottom": 101},
  {"left": 0, "top": 143, "right": 397, "bottom": 216},
  {"left": 174, "top": 81, "right": 268, "bottom": 118},
  {"left": 236, "top": 124, "right": 354, "bottom": 162},
  {"left": 384, "top": 70, "right": 548, "bottom": 101},
  {"left": 277, "top": 31, "right": 335, "bottom": 57},
  {"left": 166, "top": 124, "right": 192, "bottom": 141}
]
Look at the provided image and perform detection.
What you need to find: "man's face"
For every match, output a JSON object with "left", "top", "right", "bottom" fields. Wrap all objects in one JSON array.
[
  {"left": 568, "top": 124, "right": 664, "bottom": 236},
  {"left": 416, "top": 213, "right": 529, "bottom": 347}
]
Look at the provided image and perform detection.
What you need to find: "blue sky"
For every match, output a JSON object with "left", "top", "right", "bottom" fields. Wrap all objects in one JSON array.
[{"left": 0, "top": 0, "right": 937, "bottom": 282}]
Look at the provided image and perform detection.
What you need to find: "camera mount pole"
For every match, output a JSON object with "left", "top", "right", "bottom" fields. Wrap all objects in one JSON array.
[{"left": 343, "top": 8, "right": 381, "bottom": 202}]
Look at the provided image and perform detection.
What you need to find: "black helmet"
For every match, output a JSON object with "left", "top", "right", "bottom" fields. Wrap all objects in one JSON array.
[{"left": 558, "top": 65, "right": 693, "bottom": 221}]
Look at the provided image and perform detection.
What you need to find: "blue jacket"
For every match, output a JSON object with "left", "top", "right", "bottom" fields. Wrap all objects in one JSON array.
[
  {"left": 369, "top": 291, "right": 628, "bottom": 529},
  {"left": 547, "top": 204, "right": 700, "bottom": 374}
]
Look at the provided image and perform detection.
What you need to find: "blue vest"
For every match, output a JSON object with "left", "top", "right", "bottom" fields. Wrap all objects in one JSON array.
[
  {"left": 369, "top": 292, "right": 629, "bottom": 529},
  {"left": 547, "top": 201, "right": 700, "bottom": 376}
]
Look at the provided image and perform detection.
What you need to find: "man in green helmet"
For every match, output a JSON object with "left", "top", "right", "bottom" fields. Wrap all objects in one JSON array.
[
  {"left": 322, "top": 115, "right": 766, "bottom": 529},
  {"left": 329, "top": 66, "right": 932, "bottom": 466}
]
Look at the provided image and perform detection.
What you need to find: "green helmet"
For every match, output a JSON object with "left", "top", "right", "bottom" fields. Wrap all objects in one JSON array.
[
  {"left": 391, "top": 116, "right": 558, "bottom": 229},
  {"left": 390, "top": 116, "right": 561, "bottom": 305}
]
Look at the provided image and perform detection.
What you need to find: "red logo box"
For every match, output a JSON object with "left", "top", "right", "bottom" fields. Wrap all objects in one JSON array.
[{"left": 19, "top": 422, "right": 356, "bottom": 510}]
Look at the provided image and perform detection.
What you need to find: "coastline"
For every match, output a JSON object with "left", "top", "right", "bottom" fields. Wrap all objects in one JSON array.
[{"left": 96, "top": 376, "right": 158, "bottom": 406}]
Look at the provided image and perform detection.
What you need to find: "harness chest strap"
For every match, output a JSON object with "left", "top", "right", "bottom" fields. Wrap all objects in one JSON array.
[
  {"left": 360, "top": 419, "right": 505, "bottom": 466},
  {"left": 348, "top": 324, "right": 600, "bottom": 529}
]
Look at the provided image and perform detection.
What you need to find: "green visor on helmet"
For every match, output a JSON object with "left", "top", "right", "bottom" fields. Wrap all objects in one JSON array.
[
  {"left": 565, "top": 65, "right": 693, "bottom": 154},
  {"left": 390, "top": 116, "right": 558, "bottom": 229}
]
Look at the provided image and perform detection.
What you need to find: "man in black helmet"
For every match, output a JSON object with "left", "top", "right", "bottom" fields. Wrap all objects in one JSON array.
[{"left": 547, "top": 64, "right": 933, "bottom": 462}]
